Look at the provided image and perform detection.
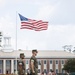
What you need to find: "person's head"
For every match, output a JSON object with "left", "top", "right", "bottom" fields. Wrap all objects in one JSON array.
[
  {"left": 32, "top": 49, "right": 38, "bottom": 56},
  {"left": 20, "top": 53, "right": 25, "bottom": 59}
]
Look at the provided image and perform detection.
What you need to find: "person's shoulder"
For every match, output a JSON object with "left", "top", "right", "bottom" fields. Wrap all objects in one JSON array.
[
  {"left": 30, "top": 56, "right": 35, "bottom": 60},
  {"left": 18, "top": 59, "right": 22, "bottom": 62},
  {"left": 31, "top": 56, "right": 35, "bottom": 58}
]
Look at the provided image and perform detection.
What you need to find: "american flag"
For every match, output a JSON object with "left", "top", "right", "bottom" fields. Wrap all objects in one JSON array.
[{"left": 19, "top": 14, "right": 48, "bottom": 31}]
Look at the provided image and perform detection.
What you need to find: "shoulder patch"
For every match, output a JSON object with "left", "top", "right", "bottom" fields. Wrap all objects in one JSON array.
[{"left": 31, "top": 59, "right": 34, "bottom": 62}]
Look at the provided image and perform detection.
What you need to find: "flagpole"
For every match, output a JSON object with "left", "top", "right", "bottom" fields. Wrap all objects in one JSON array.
[{"left": 16, "top": 11, "right": 18, "bottom": 74}]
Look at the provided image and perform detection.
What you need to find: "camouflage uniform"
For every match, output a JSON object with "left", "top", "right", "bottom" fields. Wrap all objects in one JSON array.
[
  {"left": 18, "top": 53, "right": 26, "bottom": 75},
  {"left": 30, "top": 50, "right": 38, "bottom": 75}
]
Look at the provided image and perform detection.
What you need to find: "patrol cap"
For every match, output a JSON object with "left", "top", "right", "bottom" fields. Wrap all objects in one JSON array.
[
  {"left": 20, "top": 53, "right": 25, "bottom": 57},
  {"left": 32, "top": 49, "right": 38, "bottom": 53}
]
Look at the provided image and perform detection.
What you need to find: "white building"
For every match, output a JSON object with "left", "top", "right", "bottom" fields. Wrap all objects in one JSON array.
[
  {"left": 0, "top": 32, "right": 75, "bottom": 74},
  {"left": 0, "top": 50, "right": 75, "bottom": 74}
]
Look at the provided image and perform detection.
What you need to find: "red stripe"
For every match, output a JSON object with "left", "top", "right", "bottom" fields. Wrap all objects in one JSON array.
[
  {"left": 21, "top": 25, "right": 48, "bottom": 29},
  {"left": 21, "top": 24, "right": 48, "bottom": 27},
  {"left": 20, "top": 20, "right": 48, "bottom": 31},
  {"left": 21, "top": 22, "right": 48, "bottom": 27},
  {"left": 32, "top": 21, "right": 48, "bottom": 26},
  {"left": 21, "top": 27, "right": 47, "bottom": 31},
  {"left": 21, "top": 25, "right": 48, "bottom": 30},
  {"left": 21, "top": 21, "right": 48, "bottom": 26},
  {"left": 34, "top": 23, "right": 48, "bottom": 27}
]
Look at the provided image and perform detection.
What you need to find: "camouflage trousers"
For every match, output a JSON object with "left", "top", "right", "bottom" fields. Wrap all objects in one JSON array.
[
  {"left": 30, "top": 68, "right": 38, "bottom": 75},
  {"left": 31, "top": 72, "right": 38, "bottom": 75},
  {"left": 18, "top": 69, "right": 25, "bottom": 75}
]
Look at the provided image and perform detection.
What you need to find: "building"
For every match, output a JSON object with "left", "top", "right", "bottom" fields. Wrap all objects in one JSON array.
[
  {"left": 0, "top": 50, "right": 75, "bottom": 74},
  {"left": 0, "top": 32, "right": 75, "bottom": 74}
]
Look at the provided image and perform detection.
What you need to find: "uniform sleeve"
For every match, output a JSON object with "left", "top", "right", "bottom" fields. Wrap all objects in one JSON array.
[{"left": 31, "top": 57, "right": 34, "bottom": 62}]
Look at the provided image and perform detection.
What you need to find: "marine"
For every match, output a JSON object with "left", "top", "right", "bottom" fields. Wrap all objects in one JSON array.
[
  {"left": 30, "top": 49, "right": 38, "bottom": 75},
  {"left": 18, "top": 53, "right": 26, "bottom": 75}
]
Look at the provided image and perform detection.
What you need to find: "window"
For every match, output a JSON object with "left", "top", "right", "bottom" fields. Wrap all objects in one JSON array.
[
  {"left": 44, "top": 69, "right": 46, "bottom": 73},
  {"left": 50, "top": 69, "right": 52, "bottom": 72},
  {"left": 14, "top": 60, "right": 18, "bottom": 64},
  {"left": 38, "top": 60, "right": 41, "bottom": 65},
  {"left": 14, "top": 60, "right": 16, "bottom": 73},
  {"left": 14, "top": 60, "right": 19, "bottom": 73},
  {"left": 62, "top": 69, "right": 64, "bottom": 73},
  {"left": 0, "top": 60, "right": 3, "bottom": 73},
  {"left": 50, "top": 60, "right": 52, "bottom": 64},
  {"left": 6, "top": 60, "right": 11, "bottom": 73},
  {"left": 14, "top": 60, "right": 16, "bottom": 64},
  {"left": 44, "top": 60, "right": 46, "bottom": 64},
  {"left": 56, "top": 60, "right": 58, "bottom": 64},
  {"left": 6, "top": 60, "right": 11, "bottom": 65},
  {"left": 62, "top": 69, "right": 65, "bottom": 73},
  {"left": 38, "top": 69, "right": 40, "bottom": 73},
  {"left": 26, "top": 60, "right": 28, "bottom": 64},
  {"left": 61, "top": 60, "right": 64, "bottom": 64},
  {"left": 56, "top": 69, "right": 58, "bottom": 73},
  {"left": 0, "top": 60, "right": 2, "bottom": 64}
]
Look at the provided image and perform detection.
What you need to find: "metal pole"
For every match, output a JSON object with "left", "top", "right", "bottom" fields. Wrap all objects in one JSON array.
[{"left": 16, "top": 11, "right": 18, "bottom": 74}]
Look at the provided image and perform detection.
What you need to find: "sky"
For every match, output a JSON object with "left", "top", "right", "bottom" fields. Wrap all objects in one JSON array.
[{"left": 0, "top": 0, "right": 75, "bottom": 51}]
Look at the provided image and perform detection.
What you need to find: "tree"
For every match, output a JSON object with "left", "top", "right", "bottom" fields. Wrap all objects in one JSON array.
[{"left": 63, "top": 58, "right": 75, "bottom": 72}]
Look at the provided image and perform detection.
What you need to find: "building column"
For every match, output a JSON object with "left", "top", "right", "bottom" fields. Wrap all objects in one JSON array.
[
  {"left": 11, "top": 60, "right": 14, "bottom": 74},
  {"left": 3, "top": 59, "right": 6, "bottom": 74},
  {"left": 41, "top": 60, "right": 43, "bottom": 73},
  {"left": 47, "top": 59, "right": 49, "bottom": 72}
]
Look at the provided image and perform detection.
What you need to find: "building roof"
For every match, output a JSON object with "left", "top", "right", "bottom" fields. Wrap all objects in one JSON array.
[{"left": 0, "top": 50, "right": 75, "bottom": 59}]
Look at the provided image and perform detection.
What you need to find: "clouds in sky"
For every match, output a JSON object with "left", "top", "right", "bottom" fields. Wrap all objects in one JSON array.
[{"left": 0, "top": 0, "right": 75, "bottom": 50}]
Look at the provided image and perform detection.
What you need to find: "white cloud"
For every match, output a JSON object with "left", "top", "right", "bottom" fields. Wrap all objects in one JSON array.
[
  {"left": 0, "top": 0, "right": 6, "bottom": 7},
  {"left": 46, "top": 24, "right": 75, "bottom": 50},
  {"left": 49, "top": 0, "right": 75, "bottom": 25},
  {"left": 36, "top": 1, "right": 60, "bottom": 20},
  {"left": 36, "top": 5, "right": 54, "bottom": 20},
  {"left": 0, "top": 15, "right": 14, "bottom": 36},
  {"left": 35, "top": 0, "right": 75, "bottom": 24}
]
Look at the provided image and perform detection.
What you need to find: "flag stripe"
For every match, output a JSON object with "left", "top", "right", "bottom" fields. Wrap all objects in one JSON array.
[
  {"left": 21, "top": 21, "right": 48, "bottom": 25},
  {"left": 21, "top": 24, "right": 48, "bottom": 27},
  {"left": 21, "top": 22, "right": 48, "bottom": 27},
  {"left": 21, "top": 27, "right": 47, "bottom": 30},
  {"left": 21, "top": 24, "right": 48, "bottom": 29},
  {"left": 22, "top": 25, "right": 47, "bottom": 29}
]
